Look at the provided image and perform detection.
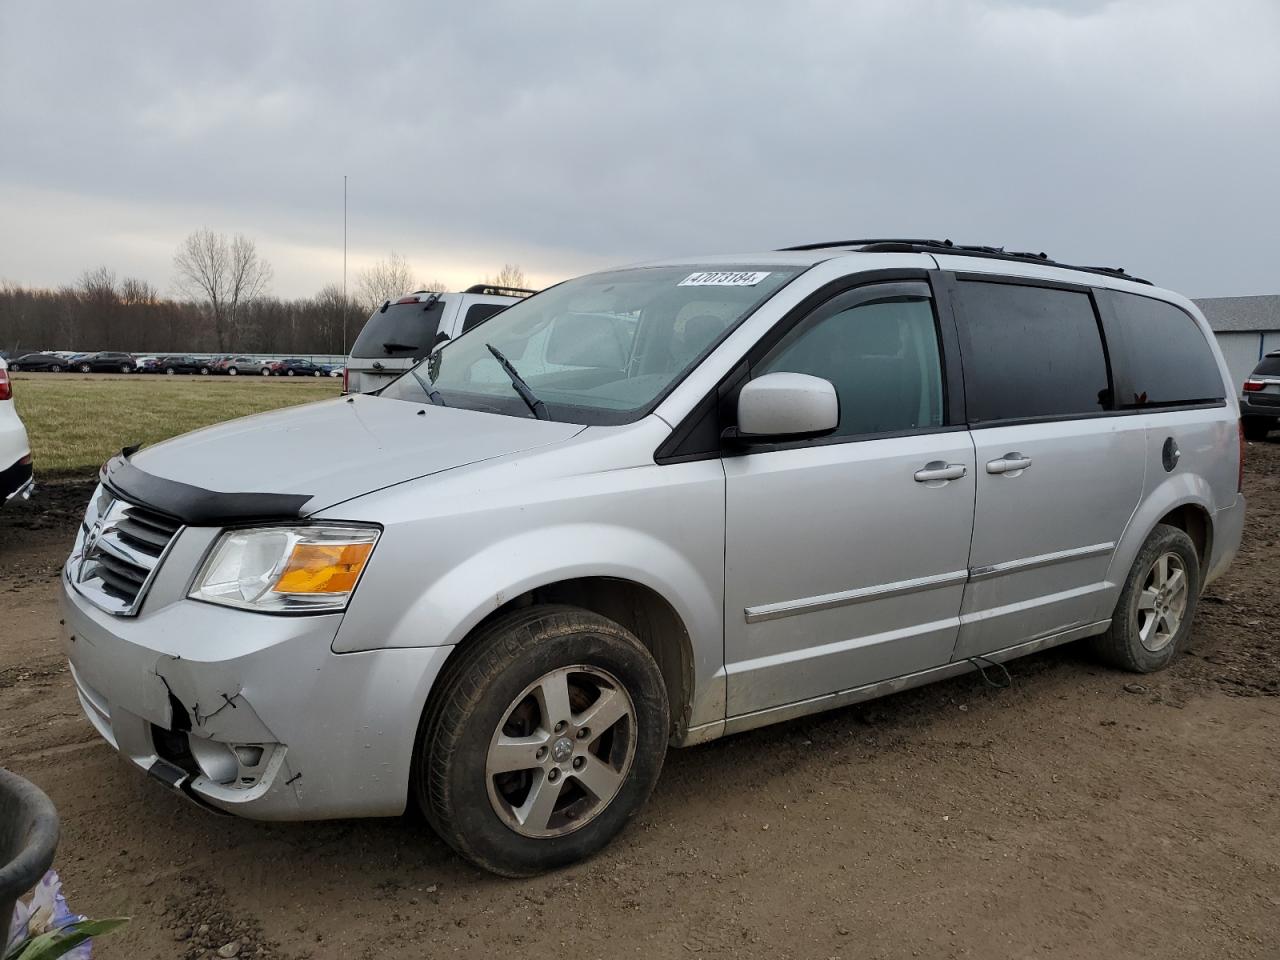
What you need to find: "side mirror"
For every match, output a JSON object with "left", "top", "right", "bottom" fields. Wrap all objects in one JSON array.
[{"left": 729, "top": 372, "right": 839, "bottom": 442}]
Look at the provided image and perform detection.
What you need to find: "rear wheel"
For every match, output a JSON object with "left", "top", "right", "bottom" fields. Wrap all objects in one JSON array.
[
  {"left": 49, "top": 364, "right": 62, "bottom": 373},
  {"left": 1092, "top": 524, "right": 1200, "bottom": 673},
  {"left": 165, "top": 367, "right": 176, "bottom": 375},
  {"left": 227, "top": 367, "right": 239, "bottom": 376},
  {"left": 415, "top": 605, "right": 669, "bottom": 877},
  {"left": 120, "top": 364, "right": 131, "bottom": 373},
  {"left": 1243, "top": 416, "right": 1272, "bottom": 442},
  {"left": 286, "top": 369, "right": 295, "bottom": 376},
  {"left": 199, "top": 366, "right": 210, "bottom": 375},
  {"left": 261, "top": 367, "right": 271, "bottom": 376},
  {"left": 79, "top": 363, "right": 92, "bottom": 373},
  {"left": 7, "top": 364, "right": 18, "bottom": 372}
]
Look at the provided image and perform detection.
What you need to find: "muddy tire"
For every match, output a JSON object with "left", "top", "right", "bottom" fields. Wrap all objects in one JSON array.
[
  {"left": 414, "top": 604, "right": 669, "bottom": 877},
  {"left": 1092, "top": 524, "right": 1200, "bottom": 673}
]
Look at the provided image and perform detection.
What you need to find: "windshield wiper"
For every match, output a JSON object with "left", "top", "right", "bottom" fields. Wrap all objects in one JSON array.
[
  {"left": 409, "top": 367, "right": 446, "bottom": 407},
  {"left": 383, "top": 341, "right": 419, "bottom": 354},
  {"left": 486, "top": 344, "right": 549, "bottom": 420}
]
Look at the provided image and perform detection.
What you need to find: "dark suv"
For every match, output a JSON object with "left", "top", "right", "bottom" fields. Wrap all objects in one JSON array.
[
  {"left": 1241, "top": 351, "right": 1280, "bottom": 440},
  {"left": 75, "top": 351, "right": 137, "bottom": 373}
]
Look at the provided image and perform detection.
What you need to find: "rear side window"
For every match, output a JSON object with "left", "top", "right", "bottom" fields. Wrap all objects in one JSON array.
[
  {"left": 350, "top": 298, "right": 450, "bottom": 359},
  {"left": 1255, "top": 356, "right": 1280, "bottom": 377},
  {"left": 954, "top": 281, "right": 1110, "bottom": 423},
  {"left": 461, "top": 303, "right": 507, "bottom": 334},
  {"left": 1108, "top": 293, "right": 1224, "bottom": 407}
]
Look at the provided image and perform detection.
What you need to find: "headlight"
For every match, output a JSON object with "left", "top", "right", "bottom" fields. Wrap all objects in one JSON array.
[{"left": 189, "top": 525, "right": 380, "bottom": 613}]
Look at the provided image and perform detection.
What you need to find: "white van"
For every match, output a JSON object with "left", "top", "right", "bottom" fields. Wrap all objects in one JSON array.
[{"left": 0, "top": 358, "right": 33, "bottom": 505}]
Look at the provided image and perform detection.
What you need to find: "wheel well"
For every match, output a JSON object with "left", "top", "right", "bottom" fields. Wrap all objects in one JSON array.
[
  {"left": 447, "top": 578, "right": 694, "bottom": 739},
  {"left": 1158, "top": 504, "right": 1211, "bottom": 568}
]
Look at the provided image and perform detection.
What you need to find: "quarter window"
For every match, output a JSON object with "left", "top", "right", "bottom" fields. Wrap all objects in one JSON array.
[
  {"left": 1107, "top": 293, "right": 1225, "bottom": 407},
  {"left": 955, "top": 282, "right": 1110, "bottom": 422},
  {"left": 461, "top": 303, "right": 508, "bottom": 333},
  {"left": 756, "top": 297, "right": 944, "bottom": 438}
]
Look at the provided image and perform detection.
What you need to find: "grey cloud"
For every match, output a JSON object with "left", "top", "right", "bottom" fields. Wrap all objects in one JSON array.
[{"left": 1, "top": 0, "right": 1277, "bottom": 297}]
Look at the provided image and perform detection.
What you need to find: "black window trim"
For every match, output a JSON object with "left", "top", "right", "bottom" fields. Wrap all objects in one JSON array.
[{"left": 654, "top": 268, "right": 966, "bottom": 463}]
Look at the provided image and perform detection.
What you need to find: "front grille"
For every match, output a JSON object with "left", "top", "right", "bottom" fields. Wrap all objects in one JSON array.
[{"left": 72, "top": 497, "right": 183, "bottom": 615}]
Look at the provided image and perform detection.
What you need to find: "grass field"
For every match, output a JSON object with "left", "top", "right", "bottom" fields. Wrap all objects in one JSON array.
[{"left": 11, "top": 374, "right": 341, "bottom": 476}]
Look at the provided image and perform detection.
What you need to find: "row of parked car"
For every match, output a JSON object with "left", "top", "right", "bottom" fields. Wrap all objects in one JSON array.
[{"left": 4, "top": 351, "right": 344, "bottom": 377}]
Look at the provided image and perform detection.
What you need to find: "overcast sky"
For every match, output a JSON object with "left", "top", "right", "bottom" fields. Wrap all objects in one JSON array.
[{"left": 1, "top": 0, "right": 1277, "bottom": 299}]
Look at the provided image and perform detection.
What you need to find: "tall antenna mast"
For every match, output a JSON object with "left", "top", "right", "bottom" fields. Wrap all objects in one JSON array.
[{"left": 342, "top": 174, "right": 348, "bottom": 356}]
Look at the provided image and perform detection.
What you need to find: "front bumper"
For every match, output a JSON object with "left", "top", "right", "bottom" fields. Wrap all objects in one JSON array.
[{"left": 60, "top": 571, "right": 451, "bottom": 820}]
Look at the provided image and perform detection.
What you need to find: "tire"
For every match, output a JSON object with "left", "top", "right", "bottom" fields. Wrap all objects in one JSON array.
[
  {"left": 121, "top": 364, "right": 132, "bottom": 374},
  {"left": 227, "top": 367, "right": 238, "bottom": 376},
  {"left": 165, "top": 367, "right": 176, "bottom": 375},
  {"left": 1242, "top": 416, "right": 1272, "bottom": 442},
  {"left": 8, "top": 364, "right": 18, "bottom": 372},
  {"left": 49, "top": 364, "right": 61, "bottom": 373},
  {"left": 262, "top": 368, "right": 272, "bottom": 376},
  {"left": 286, "top": 369, "right": 295, "bottom": 376},
  {"left": 1091, "top": 524, "right": 1200, "bottom": 673},
  {"left": 199, "top": 367, "right": 210, "bottom": 375},
  {"left": 313, "top": 370, "right": 322, "bottom": 377},
  {"left": 415, "top": 604, "right": 669, "bottom": 877},
  {"left": 79, "top": 363, "right": 92, "bottom": 373}
]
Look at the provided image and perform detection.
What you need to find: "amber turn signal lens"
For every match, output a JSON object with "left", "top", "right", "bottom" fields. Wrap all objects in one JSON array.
[{"left": 274, "top": 542, "right": 374, "bottom": 594}]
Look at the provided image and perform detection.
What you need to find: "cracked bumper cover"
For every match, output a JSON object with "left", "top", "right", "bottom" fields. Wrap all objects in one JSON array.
[{"left": 60, "top": 568, "right": 451, "bottom": 820}]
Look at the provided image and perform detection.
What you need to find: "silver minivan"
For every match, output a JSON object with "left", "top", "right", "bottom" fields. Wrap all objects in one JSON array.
[{"left": 61, "top": 240, "right": 1245, "bottom": 875}]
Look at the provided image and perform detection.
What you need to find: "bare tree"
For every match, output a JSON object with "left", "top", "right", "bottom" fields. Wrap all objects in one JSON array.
[
  {"left": 172, "top": 229, "right": 273, "bottom": 351},
  {"left": 355, "top": 252, "right": 422, "bottom": 311},
  {"left": 485, "top": 263, "right": 526, "bottom": 291},
  {"left": 120, "top": 277, "right": 160, "bottom": 305}
]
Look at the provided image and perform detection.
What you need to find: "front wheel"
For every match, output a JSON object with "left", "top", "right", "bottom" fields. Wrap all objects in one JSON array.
[
  {"left": 415, "top": 605, "right": 669, "bottom": 877},
  {"left": 286, "top": 369, "right": 295, "bottom": 376},
  {"left": 120, "top": 364, "right": 132, "bottom": 374},
  {"left": 7, "top": 364, "right": 17, "bottom": 372},
  {"left": 49, "top": 364, "right": 62, "bottom": 373},
  {"left": 1092, "top": 524, "right": 1200, "bottom": 673},
  {"left": 79, "top": 363, "right": 92, "bottom": 373},
  {"left": 227, "top": 367, "right": 238, "bottom": 376}
]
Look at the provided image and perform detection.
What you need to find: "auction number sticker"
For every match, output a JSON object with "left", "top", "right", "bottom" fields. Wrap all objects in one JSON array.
[{"left": 678, "top": 271, "right": 772, "bottom": 287}]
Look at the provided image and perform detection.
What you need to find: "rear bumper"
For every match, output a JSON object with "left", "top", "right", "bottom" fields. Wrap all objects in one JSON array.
[
  {"left": 60, "top": 571, "right": 452, "bottom": 820},
  {"left": 1239, "top": 395, "right": 1280, "bottom": 419},
  {"left": 0, "top": 455, "right": 33, "bottom": 503}
]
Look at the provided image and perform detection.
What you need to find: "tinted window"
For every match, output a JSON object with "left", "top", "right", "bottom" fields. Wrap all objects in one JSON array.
[
  {"left": 461, "top": 303, "right": 507, "bottom": 333},
  {"left": 1255, "top": 356, "right": 1280, "bottom": 377},
  {"left": 350, "top": 298, "right": 450, "bottom": 359},
  {"left": 1107, "top": 293, "right": 1224, "bottom": 407},
  {"left": 757, "top": 296, "right": 944, "bottom": 438},
  {"left": 956, "top": 282, "right": 1109, "bottom": 422}
]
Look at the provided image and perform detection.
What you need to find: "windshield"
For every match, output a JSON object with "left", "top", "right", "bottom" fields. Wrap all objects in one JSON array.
[
  {"left": 350, "top": 296, "right": 450, "bottom": 359},
  {"left": 380, "top": 265, "right": 802, "bottom": 423}
]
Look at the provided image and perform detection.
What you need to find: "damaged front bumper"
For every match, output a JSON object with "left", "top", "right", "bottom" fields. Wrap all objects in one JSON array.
[{"left": 60, "top": 569, "right": 451, "bottom": 820}]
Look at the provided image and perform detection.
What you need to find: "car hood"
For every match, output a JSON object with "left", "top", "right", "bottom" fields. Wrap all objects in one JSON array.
[{"left": 129, "top": 395, "right": 586, "bottom": 514}]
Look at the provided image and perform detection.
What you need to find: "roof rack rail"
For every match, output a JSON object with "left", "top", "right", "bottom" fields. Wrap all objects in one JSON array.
[
  {"left": 464, "top": 284, "right": 537, "bottom": 297},
  {"left": 777, "top": 238, "right": 1150, "bottom": 285}
]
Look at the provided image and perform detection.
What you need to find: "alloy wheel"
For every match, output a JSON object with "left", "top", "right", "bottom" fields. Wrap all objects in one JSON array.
[
  {"left": 1136, "top": 551, "right": 1189, "bottom": 652},
  {"left": 485, "top": 665, "right": 636, "bottom": 839}
]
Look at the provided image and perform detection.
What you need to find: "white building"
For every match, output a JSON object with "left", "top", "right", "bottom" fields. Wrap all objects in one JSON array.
[{"left": 1193, "top": 295, "right": 1280, "bottom": 392}]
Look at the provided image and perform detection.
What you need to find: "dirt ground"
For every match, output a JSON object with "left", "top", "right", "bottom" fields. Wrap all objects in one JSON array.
[{"left": 2, "top": 447, "right": 1278, "bottom": 960}]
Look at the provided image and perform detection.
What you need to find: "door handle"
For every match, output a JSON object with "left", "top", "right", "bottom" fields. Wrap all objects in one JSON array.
[
  {"left": 914, "top": 461, "right": 968, "bottom": 483},
  {"left": 986, "top": 453, "right": 1033, "bottom": 475}
]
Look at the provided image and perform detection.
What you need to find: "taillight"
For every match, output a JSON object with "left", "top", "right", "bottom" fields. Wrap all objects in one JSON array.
[
  {"left": 1243, "top": 379, "right": 1266, "bottom": 392},
  {"left": 342, "top": 366, "right": 349, "bottom": 394},
  {"left": 1238, "top": 419, "right": 1246, "bottom": 493},
  {"left": 0, "top": 367, "right": 10, "bottom": 402}
]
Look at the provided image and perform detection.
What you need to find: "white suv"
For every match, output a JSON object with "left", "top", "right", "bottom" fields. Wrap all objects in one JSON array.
[
  {"left": 0, "top": 358, "right": 33, "bottom": 505},
  {"left": 344, "top": 284, "right": 533, "bottom": 393}
]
